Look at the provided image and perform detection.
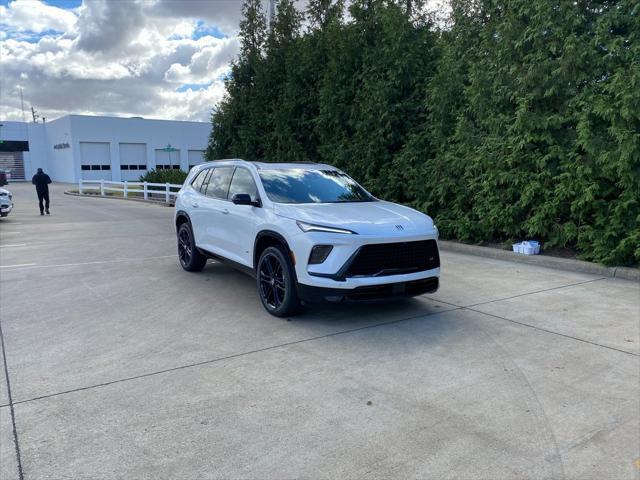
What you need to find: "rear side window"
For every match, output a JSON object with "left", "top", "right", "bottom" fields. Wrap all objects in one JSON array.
[
  {"left": 228, "top": 168, "right": 258, "bottom": 202},
  {"left": 201, "top": 169, "right": 213, "bottom": 192},
  {"left": 191, "top": 169, "right": 208, "bottom": 192},
  {"left": 204, "top": 167, "right": 234, "bottom": 199}
]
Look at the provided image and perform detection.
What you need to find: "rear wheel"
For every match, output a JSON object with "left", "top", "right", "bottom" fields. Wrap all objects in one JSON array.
[
  {"left": 177, "top": 222, "right": 207, "bottom": 272},
  {"left": 257, "top": 246, "right": 301, "bottom": 317}
]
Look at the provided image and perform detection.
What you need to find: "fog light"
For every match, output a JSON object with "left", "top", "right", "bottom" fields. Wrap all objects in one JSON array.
[{"left": 309, "top": 245, "right": 333, "bottom": 264}]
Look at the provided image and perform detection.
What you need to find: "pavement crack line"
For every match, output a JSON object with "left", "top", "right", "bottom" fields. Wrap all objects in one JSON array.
[
  {"left": 467, "top": 308, "right": 638, "bottom": 357},
  {"left": 0, "top": 255, "right": 177, "bottom": 272},
  {"left": 0, "top": 317, "right": 25, "bottom": 480},
  {"left": 6, "top": 307, "right": 462, "bottom": 407},
  {"left": 426, "top": 277, "right": 638, "bottom": 356},
  {"left": 425, "top": 277, "right": 608, "bottom": 310},
  {"left": 2, "top": 275, "right": 634, "bottom": 412},
  {"left": 464, "top": 277, "right": 609, "bottom": 308}
]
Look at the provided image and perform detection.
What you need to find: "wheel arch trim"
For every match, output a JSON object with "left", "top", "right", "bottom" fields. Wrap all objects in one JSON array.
[
  {"left": 253, "top": 230, "right": 292, "bottom": 270},
  {"left": 175, "top": 210, "right": 191, "bottom": 230}
]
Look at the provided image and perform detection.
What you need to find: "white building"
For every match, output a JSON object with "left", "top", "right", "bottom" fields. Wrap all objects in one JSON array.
[{"left": 0, "top": 115, "right": 211, "bottom": 183}]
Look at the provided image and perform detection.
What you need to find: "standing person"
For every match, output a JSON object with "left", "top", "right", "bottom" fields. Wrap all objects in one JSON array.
[{"left": 32, "top": 168, "right": 52, "bottom": 215}]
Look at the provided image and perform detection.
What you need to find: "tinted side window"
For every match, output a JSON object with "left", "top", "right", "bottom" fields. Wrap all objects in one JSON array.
[
  {"left": 200, "top": 169, "right": 213, "bottom": 193},
  {"left": 204, "top": 167, "right": 234, "bottom": 199},
  {"left": 228, "top": 168, "right": 258, "bottom": 202},
  {"left": 191, "top": 169, "right": 207, "bottom": 191}
]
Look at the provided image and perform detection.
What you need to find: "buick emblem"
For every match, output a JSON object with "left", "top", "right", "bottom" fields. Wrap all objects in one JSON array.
[{"left": 395, "top": 225, "right": 404, "bottom": 231}]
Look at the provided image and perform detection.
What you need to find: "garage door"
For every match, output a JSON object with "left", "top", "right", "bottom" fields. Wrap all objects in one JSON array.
[
  {"left": 80, "top": 142, "right": 112, "bottom": 180},
  {"left": 0, "top": 152, "right": 26, "bottom": 181},
  {"left": 188, "top": 150, "right": 205, "bottom": 170},
  {"left": 154, "top": 149, "right": 181, "bottom": 170},
  {"left": 119, "top": 143, "right": 147, "bottom": 181}
]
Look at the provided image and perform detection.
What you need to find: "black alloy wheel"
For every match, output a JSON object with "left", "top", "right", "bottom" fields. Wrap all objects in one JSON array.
[
  {"left": 257, "top": 246, "right": 301, "bottom": 317},
  {"left": 177, "top": 222, "right": 207, "bottom": 272}
]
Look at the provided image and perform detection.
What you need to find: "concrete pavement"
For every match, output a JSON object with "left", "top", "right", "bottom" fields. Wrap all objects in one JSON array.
[{"left": 0, "top": 182, "right": 638, "bottom": 479}]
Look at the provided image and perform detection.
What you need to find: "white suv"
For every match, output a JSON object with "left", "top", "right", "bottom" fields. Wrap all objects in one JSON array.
[
  {"left": 0, "top": 188, "right": 13, "bottom": 217},
  {"left": 174, "top": 160, "right": 440, "bottom": 316}
]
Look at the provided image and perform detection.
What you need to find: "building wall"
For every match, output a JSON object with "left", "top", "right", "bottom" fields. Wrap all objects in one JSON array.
[
  {"left": 68, "top": 115, "right": 210, "bottom": 182},
  {"left": 44, "top": 116, "right": 75, "bottom": 182},
  {"left": 0, "top": 121, "right": 48, "bottom": 181},
  {"left": 27, "top": 123, "right": 48, "bottom": 177},
  {"left": 0, "top": 115, "right": 210, "bottom": 183}
]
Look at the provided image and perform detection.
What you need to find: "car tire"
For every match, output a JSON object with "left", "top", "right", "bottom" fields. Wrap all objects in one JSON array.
[
  {"left": 257, "top": 245, "right": 302, "bottom": 317},
  {"left": 177, "top": 222, "right": 207, "bottom": 272}
]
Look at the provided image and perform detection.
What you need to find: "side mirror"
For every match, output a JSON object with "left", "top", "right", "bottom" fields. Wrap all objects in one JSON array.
[{"left": 231, "top": 193, "right": 260, "bottom": 206}]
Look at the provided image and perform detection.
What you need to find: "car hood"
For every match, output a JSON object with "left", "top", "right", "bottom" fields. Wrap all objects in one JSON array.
[{"left": 274, "top": 201, "right": 435, "bottom": 235}]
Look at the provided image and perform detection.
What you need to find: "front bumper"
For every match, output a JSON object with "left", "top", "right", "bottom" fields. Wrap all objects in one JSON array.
[
  {"left": 291, "top": 229, "right": 440, "bottom": 290},
  {"left": 298, "top": 276, "right": 439, "bottom": 303},
  {"left": 0, "top": 203, "right": 12, "bottom": 216}
]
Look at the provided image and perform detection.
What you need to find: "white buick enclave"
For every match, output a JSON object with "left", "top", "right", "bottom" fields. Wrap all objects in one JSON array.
[{"left": 174, "top": 160, "right": 440, "bottom": 316}]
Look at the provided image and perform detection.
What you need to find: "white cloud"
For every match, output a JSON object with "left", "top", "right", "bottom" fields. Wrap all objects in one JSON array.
[
  {"left": 0, "top": 0, "right": 243, "bottom": 123},
  {"left": 148, "top": 0, "right": 245, "bottom": 35},
  {"left": 0, "top": 0, "right": 449, "bottom": 123},
  {"left": 74, "top": 0, "right": 146, "bottom": 53},
  {"left": 164, "top": 38, "right": 239, "bottom": 84},
  {"left": 0, "top": 0, "right": 78, "bottom": 33}
]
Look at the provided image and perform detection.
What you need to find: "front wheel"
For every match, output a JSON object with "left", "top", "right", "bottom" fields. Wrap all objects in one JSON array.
[
  {"left": 177, "top": 222, "right": 207, "bottom": 272},
  {"left": 257, "top": 246, "right": 301, "bottom": 317}
]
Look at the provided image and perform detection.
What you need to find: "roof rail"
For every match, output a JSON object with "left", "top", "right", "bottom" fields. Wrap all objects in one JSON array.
[{"left": 254, "top": 160, "right": 320, "bottom": 164}]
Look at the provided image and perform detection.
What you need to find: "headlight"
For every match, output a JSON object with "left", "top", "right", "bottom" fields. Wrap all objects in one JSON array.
[{"left": 296, "top": 221, "right": 356, "bottom": 235}]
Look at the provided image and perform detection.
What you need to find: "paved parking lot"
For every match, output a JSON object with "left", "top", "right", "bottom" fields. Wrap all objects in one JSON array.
[{"left": 1, "top": 182, "right": 638, "bottom": 480}]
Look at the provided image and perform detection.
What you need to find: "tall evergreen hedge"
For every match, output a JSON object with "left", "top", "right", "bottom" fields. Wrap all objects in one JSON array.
[{"left": 207, "top": 0, "right": 640, "bottom": 266}]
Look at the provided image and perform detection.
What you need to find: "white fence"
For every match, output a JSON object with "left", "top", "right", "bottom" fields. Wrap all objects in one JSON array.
[{"left": 78, "top": 179, "right": 182, "bottom": 203}]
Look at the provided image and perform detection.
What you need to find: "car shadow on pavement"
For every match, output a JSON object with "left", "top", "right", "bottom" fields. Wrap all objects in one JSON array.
[{"left": 193, "top": 261, "right": 458, "bottom": 346}]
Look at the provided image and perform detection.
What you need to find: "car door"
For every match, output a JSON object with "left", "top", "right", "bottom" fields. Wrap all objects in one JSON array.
[
  {"left": 188, "top": 168, "right": 213, "bottom": 247},
  {"left": 224, "top": 167, "right": 262, "bottom": 266},
  {"left": 199, "top": 166, "right": 234, "bottom": 256}
]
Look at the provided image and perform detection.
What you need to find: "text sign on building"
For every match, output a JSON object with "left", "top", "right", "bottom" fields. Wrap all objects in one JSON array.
[{"left": 54, "top": 142, "right": 71, "bottom": 150}]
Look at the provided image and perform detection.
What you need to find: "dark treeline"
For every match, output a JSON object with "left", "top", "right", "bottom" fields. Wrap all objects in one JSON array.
[{"left": 206, "top": 0, "right": 639, "bottom": 266}]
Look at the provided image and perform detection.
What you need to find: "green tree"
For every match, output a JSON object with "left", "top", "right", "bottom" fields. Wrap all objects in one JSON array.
[
  {"left": 206, "top": 0, "right": 639, "bottom": 266},
  {"left": 206, "top": 0, "right": 267, "bottom": 160}
]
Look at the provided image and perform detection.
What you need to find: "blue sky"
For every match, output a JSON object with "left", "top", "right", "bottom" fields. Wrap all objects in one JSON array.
[
  {"left": 0, "top": 0, "right": 80, "bottom": 7},
  {"left": 193, "top": 20, "right": 227, "bottom": 40}
]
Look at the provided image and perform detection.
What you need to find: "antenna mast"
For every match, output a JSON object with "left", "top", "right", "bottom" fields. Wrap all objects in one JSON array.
[
  {"left": 19, "top": 87, "right": 26, "bottom": 122},
  {"left": 268, "top": 0, "right": 275, "bottom": 31}
]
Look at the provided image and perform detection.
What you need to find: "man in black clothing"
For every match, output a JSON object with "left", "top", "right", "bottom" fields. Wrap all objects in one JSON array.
[{"left": 32, "top": 168, "right": 52, "bottom": 215}]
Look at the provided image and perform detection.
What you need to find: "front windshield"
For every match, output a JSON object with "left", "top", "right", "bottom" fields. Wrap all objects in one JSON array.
[{"left": 258, "top": 169, "right": 374, "bottom": 204}]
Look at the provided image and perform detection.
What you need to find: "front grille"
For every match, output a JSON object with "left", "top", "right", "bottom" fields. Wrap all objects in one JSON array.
[{"left": 344, "top": 240, "right": 439, "bottom": 278}]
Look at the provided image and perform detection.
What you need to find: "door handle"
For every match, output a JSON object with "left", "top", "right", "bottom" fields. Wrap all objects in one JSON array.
[
  {"left": 220, "top": 208, "right": 229, "bottom": 215},
  {"left": 191, "top": 202, "right": 199, "bottom": 208}
]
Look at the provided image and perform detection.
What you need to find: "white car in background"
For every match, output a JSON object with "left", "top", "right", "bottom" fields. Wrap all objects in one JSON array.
[
  {"left": 0, "top": 188, "right": 13, "bottom": 217},
  {"left": 174, "top": 160, "right": 440, "bottom": 317}
]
